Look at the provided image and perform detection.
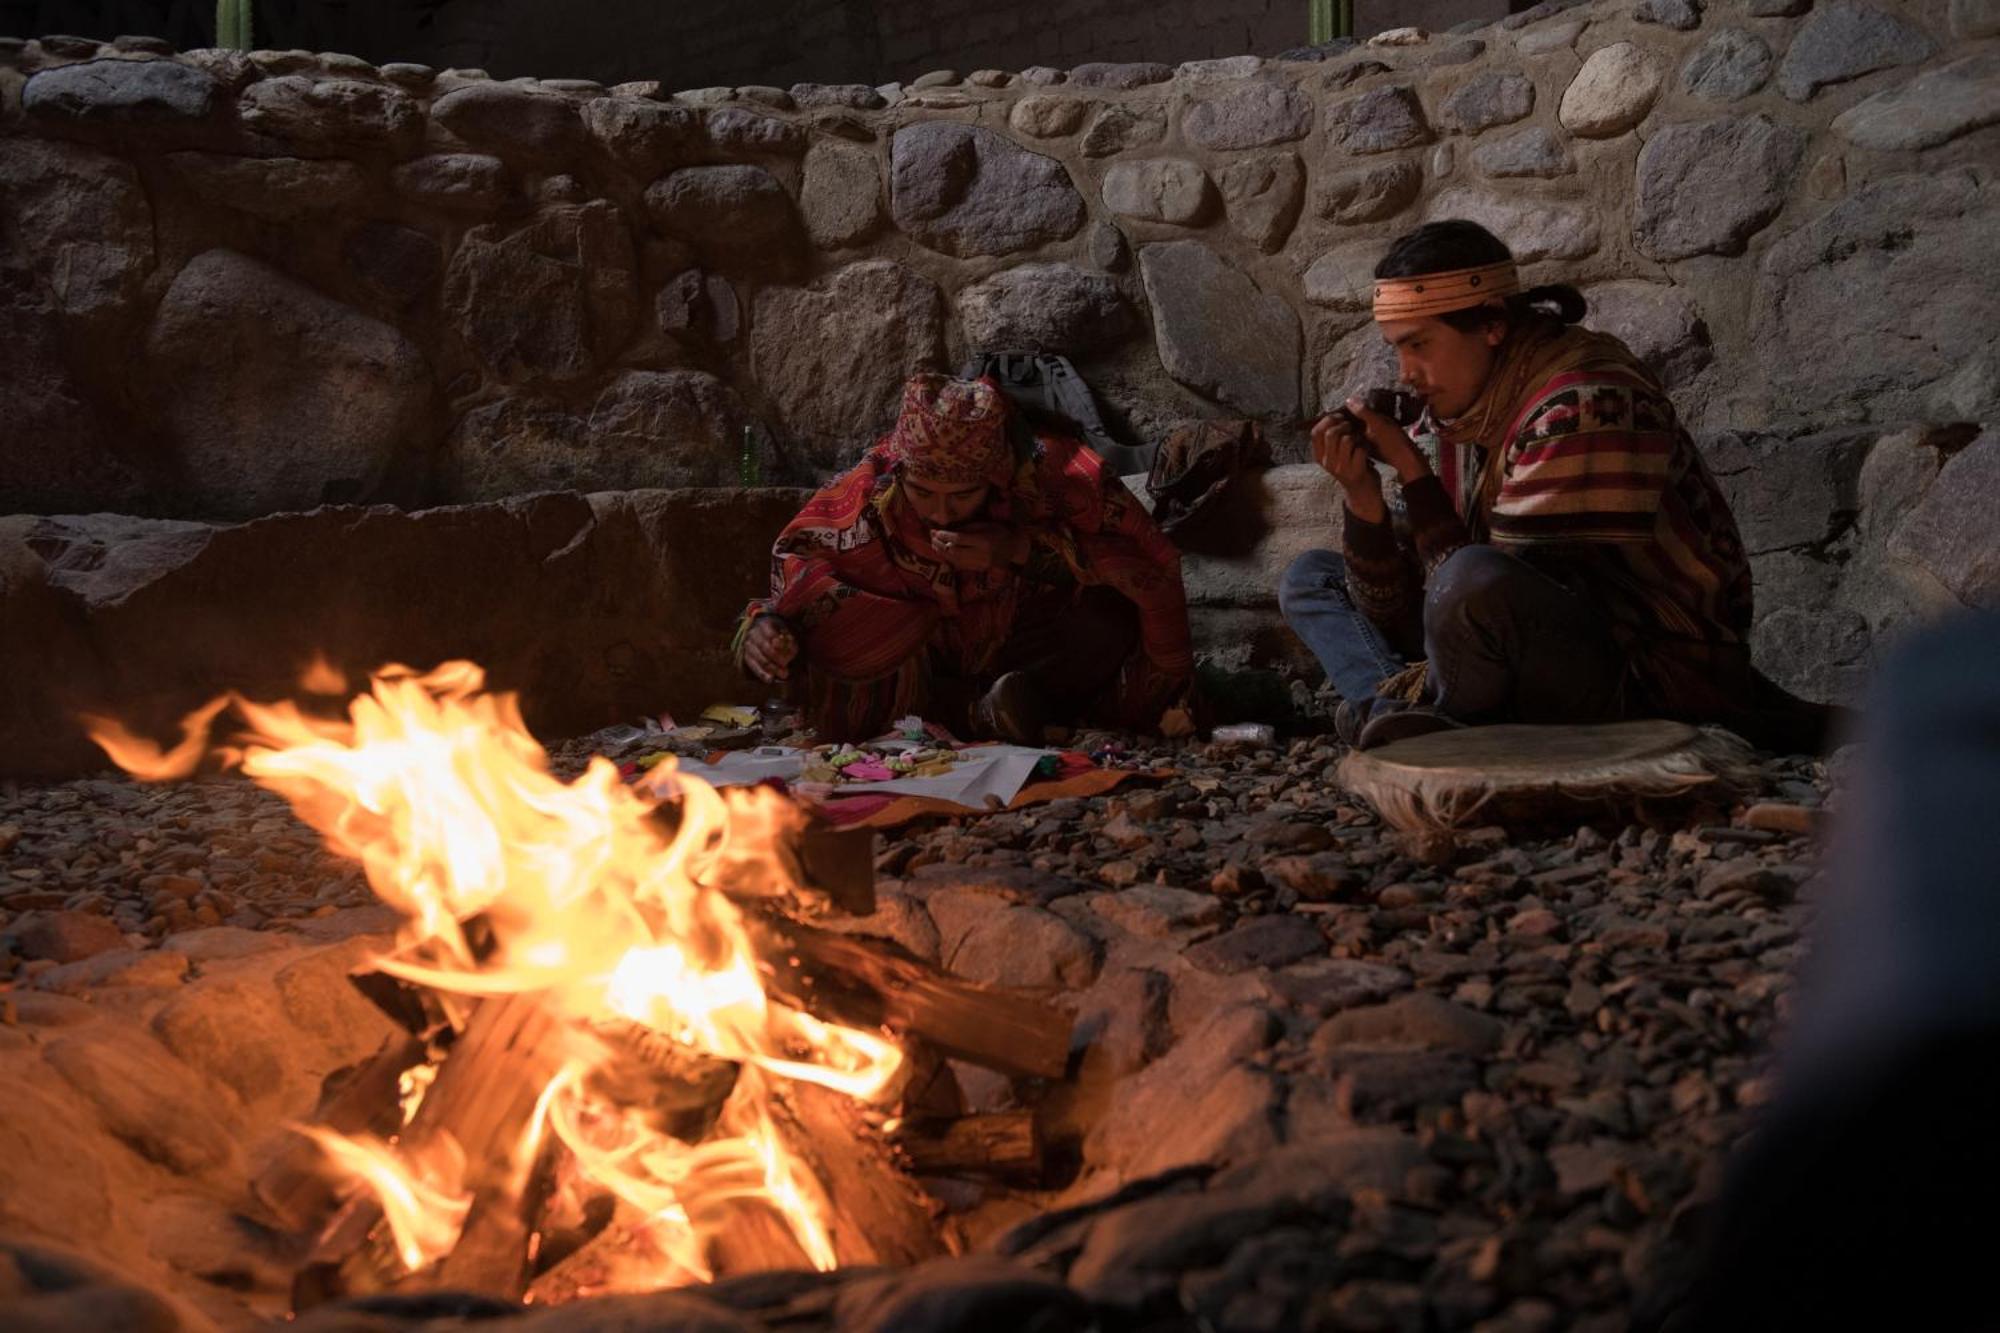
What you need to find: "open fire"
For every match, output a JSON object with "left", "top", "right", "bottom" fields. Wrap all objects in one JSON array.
[{"left": 84, "top": 662, "right": 1015, "bottom": 1304}]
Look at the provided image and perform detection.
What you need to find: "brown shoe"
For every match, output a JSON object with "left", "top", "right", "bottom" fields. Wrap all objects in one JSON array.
[{"left": 1356, "top": 704, "right": 1463, "bottom": 751}]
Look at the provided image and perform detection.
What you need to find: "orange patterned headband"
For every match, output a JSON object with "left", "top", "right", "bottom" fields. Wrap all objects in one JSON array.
[{"left": 1372, "top": 261, "right": 1522, "bottom": 320}]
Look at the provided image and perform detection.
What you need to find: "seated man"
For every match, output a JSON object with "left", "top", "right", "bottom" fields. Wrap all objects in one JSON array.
[
  {"left": 1281, "top": 219, "right": 1831, "bottom": 752},
  {"left": 735, "top": 372, "right": 1192, "bottom": 743}
]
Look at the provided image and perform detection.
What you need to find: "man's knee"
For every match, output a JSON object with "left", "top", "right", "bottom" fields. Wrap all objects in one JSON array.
[
  {"left": 1279, "top": 548, "right": 1346, "bottom": 619},
  {"left": 1424, "top": 545, "right": 1519, "bottom": 629}
]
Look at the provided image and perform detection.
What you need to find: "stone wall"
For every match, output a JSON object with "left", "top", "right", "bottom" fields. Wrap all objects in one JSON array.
[{"left": 2, "top": 0, "right": 1998, "bottom": 710}]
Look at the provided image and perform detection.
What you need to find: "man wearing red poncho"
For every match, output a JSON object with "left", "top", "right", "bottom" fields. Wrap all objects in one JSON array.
[{"left": 734, "top": 373, "right": 1193, "bottom": 743}]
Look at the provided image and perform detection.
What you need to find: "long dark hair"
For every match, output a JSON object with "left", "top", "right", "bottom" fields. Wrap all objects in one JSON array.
[{"left": 1374, "top": 220, "right": 1587, "bottom": 332}]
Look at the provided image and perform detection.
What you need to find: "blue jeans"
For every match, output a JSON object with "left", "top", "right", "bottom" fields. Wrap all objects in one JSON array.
[{"left": 1279, "top": 544, "right": 1626, "bottom": 723}]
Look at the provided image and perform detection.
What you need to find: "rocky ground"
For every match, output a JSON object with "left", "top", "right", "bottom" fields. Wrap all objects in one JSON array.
[{"left": 0, "top": 726, "right": 1840, "bottom": 1332}]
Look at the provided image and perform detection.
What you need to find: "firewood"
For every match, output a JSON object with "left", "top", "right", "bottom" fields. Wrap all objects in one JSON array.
[
  {"left": 255, "top": 1033, "right": 428, "bottom": 1233},
  {"left": 896, "top": 1111, "right": 1043, "bottom": 1178},
  {"left": 761, "top": 922, "right": 1073, "bottom": 1080}
]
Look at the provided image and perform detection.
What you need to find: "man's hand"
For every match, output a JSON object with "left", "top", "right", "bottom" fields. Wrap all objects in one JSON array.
[
  {"left": 1341, "top": 396, "right": 1430, "bottom": 485},
  {"left": 931, "top": 522, "right": 1029, "bottom": 572},
  {"left": 742, "top": 616, "right": 798, "bottom": 684}
]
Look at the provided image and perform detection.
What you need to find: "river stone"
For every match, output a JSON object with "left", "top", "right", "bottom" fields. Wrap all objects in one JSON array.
[
  {"left": 1010, "top": 94, "right": 1089, "bottom": 138},
  {"left": 431, "top": 80, "right": 584, "bottom": 157},
  {"left": 928, "top": 887, "right": 1099, "bottom": 989},
  {"left": 1103, "top": 158, "right": 1216, "bottom": 225},
  {"left": 890, "top": 123, "right": 1086, "bottom": 257},
  {"left": 445, "top": 201, "right": 639, "bottom": 384},
  {"left": 441, "top": 370, "right": 746, "bottom": 497},
  {"left": 1140, "top": 241, "right": 1301, "bottom": 419},
  {"left": 390, "top": 152, "right": 513, "bottom": 213},
  {"left": 1218, "top": 152, "right": 1306, "bottom": 253},
  {"left": 1830, "top": 54, "right": 2000, "bottom": 152},
  {"left": 1318, "top": 992, "right": 1504, "bottom": 1055},
  {"left": 0, "top": 138, "right": 152, "bottom": 321},
  {"left": 790, "top": 81, "right": 884, "bottom": 109},
  {"left": 1777, "top": 1, "right": 1937, "bottom": 102},
  {"left": 162, "top": 152, "right": 364, "bottom": 219},
  {"left": 1080, "top": 102, "right": 1169, "bottom": 157},
  {"left": 43, "top": 1027, "right": 239, "bottom": 1172},
  {"left": 1581, "top": 280, "right": 1712, "bottom": 389},
  {"left": 1185, "top": 912, "right": 1325, "bottom": 974},
  {"left": 1440, "top": 70, "right": 1535, "bottom": 132},
  {"left": 1316, "top": 158, "right": 1422, "bottom": 224},
  {"left": 580, "top": 95, "right": 701, "bottom": 176},
  {"left": 1472, "top": 125, "right": 1576, "bottom": 177},
  {"left": 750, "top": 260, "right": 945, "bottom": 461},
  {"left": 957, "top": 263, "right": 1134, "bottom": 353},
  {"left": 145, "top": 249, "right": 433, "bottom": 517},
  {"left": 1517, "top": 19, "right": 1585, "bottom": 53},
  {"left": 237, "top": 75, "right": 421, "bottom": 150},
  {"left": 1425, "top": 185, "right": 1600, "bottom": 260},
  {"left": 1635, "top": 0, "right": 1704, "bottom": 28},
  {"left": 704, "top": 106, "right": 806, "bottom": 154},
  {"left": 1957, "top": 0, "right": 2000, "bottom": 36},
  {"left": 21, "top": 55, "right": 217, "bottom": 123},
  {"left": 1302, "top": 239, "right": 1388, "bottom": 310},
  {"left": 7, "top": 909, "right": 125, "bottom": 963},
  {"left": 1183, "top": 80, "right": 1314, "bottom": 149},
  {"left": 800, "top": 140, "right": 884, "bottom": 248},
  {"left": 1559, "top": 43, "right": 1663, "bottom": 137},
  {"left": 645, "top": 164, "right": 804, "bottom": 275},
  {"left": 1090, "top": 220, "right": 1130, "bottom": 271},
  {"left": 1324, "top": 85, "right": 1432, "bottom": 153},
  {"left": 1634, "top": 115, "right": 1806, "bottom": 260},
  {"left": 1680, "top": 29, "right": 1774, "bottom": 101},
  {"left": 1889, "top": 428, "right": 2000, "bottom": 607},
  {"left": 1070, "top": 61, "right": 1174, "bottom": 89}
]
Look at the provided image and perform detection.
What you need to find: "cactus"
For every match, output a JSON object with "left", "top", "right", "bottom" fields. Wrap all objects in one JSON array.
[{"left": 216, "top": 0, "right": 252, "bottom": 51}]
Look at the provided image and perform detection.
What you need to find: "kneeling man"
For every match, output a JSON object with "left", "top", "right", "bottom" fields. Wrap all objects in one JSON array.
[
  {"left": 1283, "top": 219, "right": 1829, "bottom": 751},
  {"left": 737, "top": 373, "right": 1193, "bottom": 742}
]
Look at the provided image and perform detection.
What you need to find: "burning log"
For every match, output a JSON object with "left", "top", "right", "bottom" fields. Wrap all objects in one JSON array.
[
  {"left": 255, "top": 1033, "right": 428, "bottom": 1233},
  {"left": 762, "top": 923, "right": 1073, "bottom": 1081},
  {"left": 896, "top": 1111, "right": 1044, "bottom": 1180}
]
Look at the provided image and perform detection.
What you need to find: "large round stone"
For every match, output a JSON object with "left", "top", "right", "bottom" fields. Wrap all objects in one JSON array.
[
  {"left": 956, "top": 263, "right": 1135, "bottom": 354},
  {"left": 22, "top": 56, "right": 218, "bottom": 124},
  {"left": 431, "top": 81, "right": 584, "bottom": 158},
  {"left": 162, "top": 152, "right": 365, "bottom": 220},
  {"left": 444, "top": 201, "right": 640, "bottom": 384},
  {"left": 1559, "top": 43, "right": 1663, "bottom": 137},
  {"left": 644, "top": 164, "right": 805, "bottom": 275},
  {"left": 750, "top": 260, "right": 946, "bottom": 463},
  {"left": 1316, "top": 159, "right": 1422, "bottom": 224},
  {"left": 579, "top": 95, "right": 701, "bottom": 176},
  {"left": 0, "top": 138, "right": 152, "bottom": 322},
  {"left": 1218, "top": 152, "right": 1306, "bottom": 253},
  {"left": 1080, "top": 102, "right": 1169, "bottom": 157},
  {"left": 800, "top": 141, "right": 885, "bottom": 249},
  {"left": 1103, "top": 158, "right": 1216, "bottom": 226},
  {"left": 1182, "top": 80, "right": 1314, "bottom": 150},
  {"left": 439, "top": 370, "right": 746, "bottom": 499},
  {"left": 889, "top": 123, "right": 1086, "bottom": 258},
  {"left": 144, "top": 249, "right": 434, "bottom": 517},
  {"left": 1139, "top": 241, "right": 1300, "bottom": 419},
  {"left": 1888, "top": 428, "right": 2000, "bottom": 608},
  {"left": 236, "top": 75, "right": 421, "bottom": 151},
  {"left": 1439, "top": 70, "right": 1535, "bottom": 133},
  {"left": 1424, "top": 186, "right": 1600, "bottom": 261},
  {"left": 1580, "top": 281, "right": 1712, "bottom": 389},
  {"left": 1776, "top": 1, "right": 1937, "bottom": 102},
  {"left": 1323, "top": 85, "right": 1432, "bottom": 154},
  {"left": 390, "top": 152, "right": 515, "bottom": 214},
  {"left": 1680, "top": 29, "right": 1775, "bottom": 102},
  {"left": 1753, "top": 168, "right": 2000, "bottom": 424},
  {"left": 1830, "top": 54, "right": 2000, "bottom": 152},
  {"left": 1634, "top": 115, "right": 1806, "bottom": 261},
  {"left": 1471, "top": 126, "right": 1576, "bottom": 178}
]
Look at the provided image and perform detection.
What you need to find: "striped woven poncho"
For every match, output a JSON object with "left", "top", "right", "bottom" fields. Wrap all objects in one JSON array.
[{"left": 1343, "top": 316, "right": 1757, "bottom": 721}]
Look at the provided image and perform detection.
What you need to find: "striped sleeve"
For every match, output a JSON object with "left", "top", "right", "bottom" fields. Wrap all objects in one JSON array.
[{"left": 1489, "top": 374, "right": 1675, "bottom": 546}]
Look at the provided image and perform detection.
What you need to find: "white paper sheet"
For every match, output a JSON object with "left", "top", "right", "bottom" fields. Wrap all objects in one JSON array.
[{"left": 655, "top": 743, "right": 1052, "bottom": 810}]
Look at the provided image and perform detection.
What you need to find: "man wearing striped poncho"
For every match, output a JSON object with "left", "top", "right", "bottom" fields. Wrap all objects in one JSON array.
[{"left": 1282, "top": 220, "right": 1833, "bottom": 753}]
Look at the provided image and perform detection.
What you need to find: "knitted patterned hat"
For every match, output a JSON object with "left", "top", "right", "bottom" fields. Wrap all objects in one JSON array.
[{"left": 886, "top": 374, "right": 1010, "bottom": 484}]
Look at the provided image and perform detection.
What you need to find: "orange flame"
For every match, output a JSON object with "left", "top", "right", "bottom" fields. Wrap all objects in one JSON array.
[{"left": 87, "top": 662, "right": 901, "bottom": 1285}]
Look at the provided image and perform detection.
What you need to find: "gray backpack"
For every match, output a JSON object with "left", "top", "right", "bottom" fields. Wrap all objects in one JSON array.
[{"left": 959, "top": 351, "right": 1156, "bottom": 477}]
